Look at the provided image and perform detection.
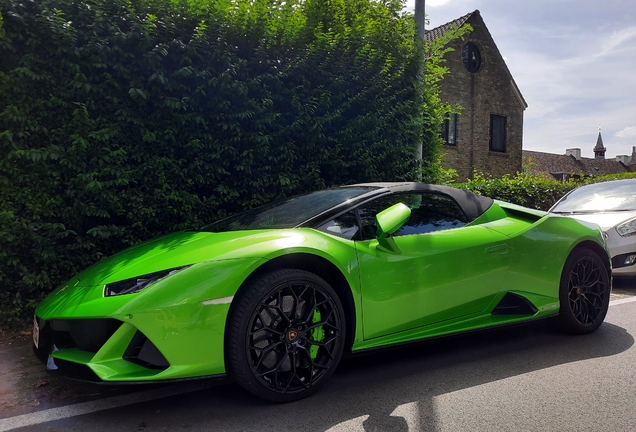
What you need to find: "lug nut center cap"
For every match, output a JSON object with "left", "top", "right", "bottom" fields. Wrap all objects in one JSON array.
[{"left": 287, "top": 329, "right": 301, "bottom": 342}]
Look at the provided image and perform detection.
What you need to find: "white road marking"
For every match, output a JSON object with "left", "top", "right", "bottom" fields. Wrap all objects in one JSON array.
[
  {"left": 0, "top": 381, "right": 216, "bottom": 432},
  {"left": 1, "top": 296, "right": 635, "bottom": 431},
  {"left": 610, "top": 296, "right": 636, "bottom": 306}
]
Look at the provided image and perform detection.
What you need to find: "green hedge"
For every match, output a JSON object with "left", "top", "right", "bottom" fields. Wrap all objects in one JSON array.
[
  {"left": 0, "top": 0, "right": 454, "bottom": 327},
  {"left": 458, "top": 172, "right": 636, "bottom": 211}
]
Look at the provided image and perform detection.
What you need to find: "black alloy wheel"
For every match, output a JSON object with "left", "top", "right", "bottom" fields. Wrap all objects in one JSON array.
[
  {"left": 226, "top": 269, "right": 345, "bottom": 402},
  {"left": 558, "top": 248, "right": 611, "bottom": 334}
]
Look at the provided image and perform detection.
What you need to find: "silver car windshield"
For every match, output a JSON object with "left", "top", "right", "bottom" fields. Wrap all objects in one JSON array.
[{"left": 552, "top": 180, "right": 636, "bottom": 213}]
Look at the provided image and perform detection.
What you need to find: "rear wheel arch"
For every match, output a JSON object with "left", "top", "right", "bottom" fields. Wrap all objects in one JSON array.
[{"left": 570, "top": 240, "right": 611, "bottom": 275}]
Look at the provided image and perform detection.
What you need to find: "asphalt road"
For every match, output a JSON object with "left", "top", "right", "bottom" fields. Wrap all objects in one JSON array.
[{"left": 2, "top": 285, "right": 636, "bottom": 432}]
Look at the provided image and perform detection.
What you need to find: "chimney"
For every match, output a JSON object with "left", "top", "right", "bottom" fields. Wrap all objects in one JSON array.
[
  {"left": 566, "top": 148, "right": 581, "bottom": 160},
  {"left": 631, "top": 146, "right": 636, "bottom": 165},
  {"left": 616, "top": 155, "right": 629, "bottom": 164}
]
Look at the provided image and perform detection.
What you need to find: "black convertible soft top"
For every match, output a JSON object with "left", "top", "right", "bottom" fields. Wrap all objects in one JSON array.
[{"left": 354, "top": 182, "right": 494, "bottom": 222}]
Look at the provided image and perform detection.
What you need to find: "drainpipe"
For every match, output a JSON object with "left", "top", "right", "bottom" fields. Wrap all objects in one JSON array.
[{"left": 414, "top": 0, "right": 425, "bottom": 178}]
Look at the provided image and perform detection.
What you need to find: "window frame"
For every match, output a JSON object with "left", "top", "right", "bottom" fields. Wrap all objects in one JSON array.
[{"left": 318, "top": 192, "right": 469, "bottom": 240}]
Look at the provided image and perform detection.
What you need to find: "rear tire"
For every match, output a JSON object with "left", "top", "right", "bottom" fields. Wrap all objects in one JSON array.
[
  {"left": 557, "top": 248, "right": 610, "bottom": 334},
  {"left": 226, "top": 269, "right": 345, "bottom": 403}
]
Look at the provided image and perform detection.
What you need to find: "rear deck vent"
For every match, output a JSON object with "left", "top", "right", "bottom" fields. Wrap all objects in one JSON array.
[{"left": 503, "top": 208, "right": 542, "bottom": 223}]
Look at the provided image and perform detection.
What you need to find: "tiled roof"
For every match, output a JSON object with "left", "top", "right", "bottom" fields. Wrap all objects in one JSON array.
[
  {"left": 523, "top": 150, "right": 635, "bottom": 179},
  {"left": 424, "top": 10, "right": 476, "bottom": 42}
]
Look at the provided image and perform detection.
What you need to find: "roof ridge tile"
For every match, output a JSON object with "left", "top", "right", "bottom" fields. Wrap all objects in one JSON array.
[{"left": 424, "top": 10, "right": 477, "bottom": 41}]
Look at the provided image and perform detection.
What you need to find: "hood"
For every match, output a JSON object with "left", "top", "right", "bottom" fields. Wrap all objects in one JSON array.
[{"left": 71, "top": 229, "right": 310, "bottom": 287}]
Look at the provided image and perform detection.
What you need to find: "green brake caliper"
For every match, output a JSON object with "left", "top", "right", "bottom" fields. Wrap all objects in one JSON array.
[{"left": 309, "top": 309, "right": 323, "bottom": 359}]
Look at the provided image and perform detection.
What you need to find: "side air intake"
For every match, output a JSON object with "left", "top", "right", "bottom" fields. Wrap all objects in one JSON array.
[{"left": 491, "top": 292, "right": 538, "bottom": 316}]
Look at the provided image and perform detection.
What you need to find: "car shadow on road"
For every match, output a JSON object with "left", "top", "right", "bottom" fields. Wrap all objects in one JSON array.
[
  {"left": 74, "top": 318, "right": 631, "bottom": 432},
  {"left": 613, "top": 276, "right": 636, "bottom": 290},
  {"left": 7, "top": 318, "right": 633, "bottom": 432},
  {"left": 323, "top": 319, "right": 633, "bottom": 431}
]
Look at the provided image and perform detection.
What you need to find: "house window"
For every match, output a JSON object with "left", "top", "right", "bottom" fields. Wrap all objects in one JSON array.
[
  {"left": 489, "top": 115, "right": 506, "bottom": 152},
  {"left": 442, "top": 114, "right": 458, "bottom": 146},
  {"left": 462, "top": 42, "right": 481, "bottom": 73}
]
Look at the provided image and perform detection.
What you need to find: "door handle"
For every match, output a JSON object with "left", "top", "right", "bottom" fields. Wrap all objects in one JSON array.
[{"left": 485, "top": 244, "right": 508, "bottom": 255}]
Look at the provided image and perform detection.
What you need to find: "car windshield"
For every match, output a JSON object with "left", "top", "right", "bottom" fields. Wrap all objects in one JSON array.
[
  {"left": 551, "top": 180, "right": 636, "bottom": 213},
  {"left": 200, "top": 187, "right": 376, "bottom": 232}
]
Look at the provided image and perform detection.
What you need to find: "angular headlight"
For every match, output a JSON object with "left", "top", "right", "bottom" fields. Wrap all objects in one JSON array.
[
  {"left": 616, "top": 217, "right": 636, "bottom": 237},
  {"left": 104, "top": 266, "right": 191, "bottom": 297}
]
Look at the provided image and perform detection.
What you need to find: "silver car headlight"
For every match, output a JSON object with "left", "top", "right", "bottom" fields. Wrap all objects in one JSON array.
[
  {"left": 104, "top": 266, "right": 191, "bottom": 297},
  {"left": 616, "top": 217, "right": 636, "bottom": 238}
]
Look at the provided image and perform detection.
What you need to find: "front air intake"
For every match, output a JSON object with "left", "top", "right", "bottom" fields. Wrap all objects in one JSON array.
[
  {"left": 123, "top": 331, "right": 170, "bottom": 370},
  {"left": 45, "top": 318, "right": 122, "bottom": 352}
]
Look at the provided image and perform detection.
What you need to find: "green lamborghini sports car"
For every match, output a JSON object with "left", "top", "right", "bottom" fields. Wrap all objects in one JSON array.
[{"left": 33, "top": 182, "right": 612, "bottom": 402}]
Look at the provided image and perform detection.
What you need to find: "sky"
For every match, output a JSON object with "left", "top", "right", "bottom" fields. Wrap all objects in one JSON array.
[{"left": 406, "top": 0, "right": 636, "bottom": 159}]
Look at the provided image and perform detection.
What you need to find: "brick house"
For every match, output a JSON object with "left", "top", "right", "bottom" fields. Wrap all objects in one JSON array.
[{"left": 426, "top": 10, "right": 527, "bottom": 181}]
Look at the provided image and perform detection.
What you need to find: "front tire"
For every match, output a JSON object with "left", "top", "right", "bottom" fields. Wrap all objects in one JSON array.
[
  {"left": 226, "top": 269, "right": 346, "bottom": 402},
  {"left": 557, "top": 248, "right": 611, "bottom": 334}
]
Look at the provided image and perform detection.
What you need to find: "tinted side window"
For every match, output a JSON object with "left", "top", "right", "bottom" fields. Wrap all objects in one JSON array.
[
  {"left": 317, "top": 211, "right": 361, "bottom": 240},
  {"left": 358, "top": 193, "right": 468, "bottom": 238}
]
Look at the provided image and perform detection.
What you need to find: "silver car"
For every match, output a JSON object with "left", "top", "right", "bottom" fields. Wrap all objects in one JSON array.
[{"left": 550, "top": 179, "right": 636, "bottom": 277}]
